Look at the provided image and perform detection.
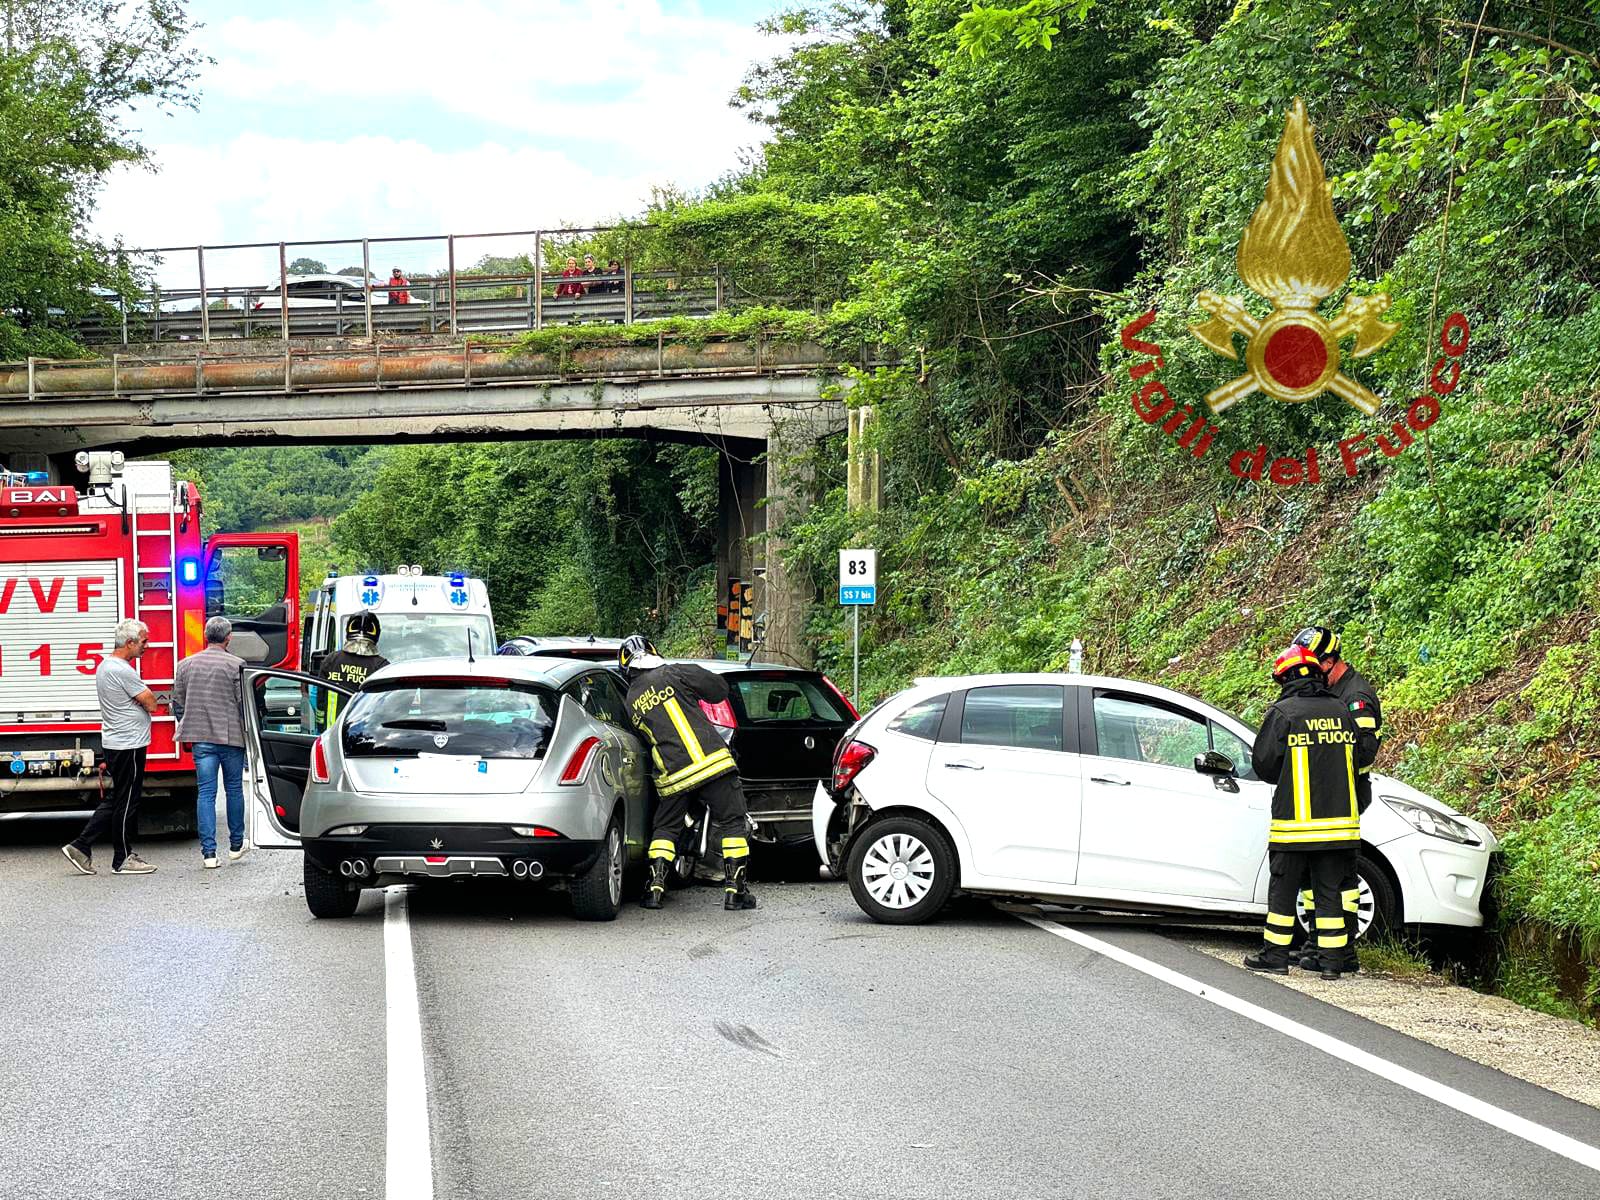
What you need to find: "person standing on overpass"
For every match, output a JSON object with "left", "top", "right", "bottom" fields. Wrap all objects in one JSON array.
[
  {"left": 1245, "top": 645, "right": 1376, "bottom": 979},
  {"left": 387, "top": 268, "right": 410, "bottom": 305},
  {"left": 1293, "top": 624, "right": 1383, "bottom": 968},
  {"left": 617, "top": 634, "right": 756, "bottom": 913},
  {"left": 62, "top": 620, "right": 160, "bottom": 876}
]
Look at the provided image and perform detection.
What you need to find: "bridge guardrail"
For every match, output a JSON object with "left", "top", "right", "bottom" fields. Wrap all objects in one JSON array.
[{"left": 69, "top": 223, "right": 842, "bottom": 346}]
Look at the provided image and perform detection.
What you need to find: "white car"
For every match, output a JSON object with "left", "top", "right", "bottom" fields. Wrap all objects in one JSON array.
[
  {"left": 813, "top": 673, "right": 1497, "bottom": 934},
  {"left": 249, "top": 273, "right": 395, "bottom": 311}
]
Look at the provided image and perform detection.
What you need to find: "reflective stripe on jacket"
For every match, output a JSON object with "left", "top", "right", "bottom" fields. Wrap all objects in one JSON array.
[
  {"left": 1252, "top": 678, "right": 1378, "bottom": 850},
  {"left": 625, "top": 663, "right": 737, "bottom": 797}
]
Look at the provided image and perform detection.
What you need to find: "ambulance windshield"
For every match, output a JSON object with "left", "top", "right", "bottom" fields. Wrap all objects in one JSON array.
[{"left": 372, "top": 613, "right": 496, "bottom": 664}]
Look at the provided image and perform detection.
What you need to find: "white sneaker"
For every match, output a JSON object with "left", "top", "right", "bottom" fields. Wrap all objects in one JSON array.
[
  {"left": 203, "top": 856, "right": 219, "bottom": 870},
  {"left": 228, "top": 841, "right": 251, "bottom": 862}
]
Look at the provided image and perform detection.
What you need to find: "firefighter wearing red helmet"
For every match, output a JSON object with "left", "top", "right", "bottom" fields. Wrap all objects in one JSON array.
[
  {"left": 1292, "top": 624, "right": 1383, "bottom": 966},
  {"left": 1244, "top": 645, "right": 1378, "bottom": 979}
]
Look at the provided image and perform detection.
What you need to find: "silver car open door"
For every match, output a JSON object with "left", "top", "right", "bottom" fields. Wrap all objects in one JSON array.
[{"left": 241, "top": 668, "right": 355, "bottom": 849}]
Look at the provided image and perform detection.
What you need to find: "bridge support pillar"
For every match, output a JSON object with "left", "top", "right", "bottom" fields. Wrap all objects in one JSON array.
[{"left": 757, "top": 415, "right": 827, "bottom": 668}]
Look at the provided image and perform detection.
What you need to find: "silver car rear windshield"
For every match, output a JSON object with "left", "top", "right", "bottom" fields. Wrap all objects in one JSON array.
[{"left": 341, "top": 679, "right": 557, "bottom": 759}]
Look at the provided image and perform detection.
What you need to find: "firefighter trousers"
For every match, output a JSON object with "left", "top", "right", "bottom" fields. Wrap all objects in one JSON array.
[
  {"left": 1263, "top": 847, "right": 1355, "bottom": 968},
  {"left": 646, "top": 772, "right": 751, "bottom": 865}
]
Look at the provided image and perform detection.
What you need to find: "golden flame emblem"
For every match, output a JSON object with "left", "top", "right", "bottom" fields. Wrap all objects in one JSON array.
[{"left": 1191, "top": 98, "right": 1397, "bottom": 414}]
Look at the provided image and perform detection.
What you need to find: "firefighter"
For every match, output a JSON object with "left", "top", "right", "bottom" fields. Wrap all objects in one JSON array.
[
  {"left": 617, "top": 634, "right": 756, "bottom": 913},
  {"left": 1291, "top": 624, "right": 1383, "bottom": 968},
  {"left": 1244, "top": 645, "right": 1377, "bottom": 979},
  {"left": 313, "top": 612, "right": 389, "bottom": 727}
]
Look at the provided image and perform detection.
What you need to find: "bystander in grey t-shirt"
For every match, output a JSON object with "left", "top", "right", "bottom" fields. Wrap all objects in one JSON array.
[{"left": 97, "top": 655, "right": 152, "bottom": 750}]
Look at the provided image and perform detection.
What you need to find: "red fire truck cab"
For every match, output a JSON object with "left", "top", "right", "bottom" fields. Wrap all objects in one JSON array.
[{"left": 0, "top": 453, "right": 299, "bottom": 832}]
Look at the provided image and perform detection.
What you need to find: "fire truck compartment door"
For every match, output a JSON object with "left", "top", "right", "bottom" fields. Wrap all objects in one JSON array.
[
  {"left": 204, "top": 534, "right": 299, "bottom": 670},
  {"left": 242, "top": 668, "right": 352, "bottom": 849}
]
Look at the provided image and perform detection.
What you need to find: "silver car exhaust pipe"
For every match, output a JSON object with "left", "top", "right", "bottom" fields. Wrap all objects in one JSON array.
[
  {"left": 352, "top": 859, "right": 370, "bottom": 879},
  {"left": 338, "top": 860, "right": 354, "bottom": 877},
  {"left": 511, "top": 860, "right": 528, "bottom": 878},
  {"left": 526, "top": 861, "right": 544, "bottom": 880}
]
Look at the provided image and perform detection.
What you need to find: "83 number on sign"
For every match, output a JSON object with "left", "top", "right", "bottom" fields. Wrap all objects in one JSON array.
[{"left": 839, "top": 549, "right": 876, "bottom": 606}]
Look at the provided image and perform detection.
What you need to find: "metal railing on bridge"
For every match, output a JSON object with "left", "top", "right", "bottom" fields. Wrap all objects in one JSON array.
[{"left": 69, "top": 224, "right": 835, "bottom": 346}]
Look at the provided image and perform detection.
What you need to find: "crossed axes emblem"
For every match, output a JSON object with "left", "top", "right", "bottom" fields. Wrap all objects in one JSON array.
[{"left": 1190, "top": 291, "right": 1398, "bottom": 416}]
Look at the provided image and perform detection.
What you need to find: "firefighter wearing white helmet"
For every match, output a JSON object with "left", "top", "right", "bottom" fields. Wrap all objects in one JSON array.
[{"left": 618, "top": 634, "right": 756, "bottom": 912}]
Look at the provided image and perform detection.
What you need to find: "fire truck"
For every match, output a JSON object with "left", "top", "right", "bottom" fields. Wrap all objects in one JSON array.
[{"left": 0, "top": 451, "right": 299, "bottom": 831}]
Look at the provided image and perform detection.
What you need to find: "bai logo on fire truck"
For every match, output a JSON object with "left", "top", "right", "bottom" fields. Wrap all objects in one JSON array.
[{"left": 1118, "top": 98, "right": 1469, "bottom": 486}]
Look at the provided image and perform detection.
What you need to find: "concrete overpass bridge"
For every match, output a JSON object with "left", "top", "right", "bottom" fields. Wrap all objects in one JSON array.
[{"left": 1, "top": 338, "right": 872, "bottom": 667}]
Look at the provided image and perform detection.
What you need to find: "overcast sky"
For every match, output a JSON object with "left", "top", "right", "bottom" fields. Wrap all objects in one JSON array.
[{"left": 93, "top": 0, "right": 782, "bottom": 281}]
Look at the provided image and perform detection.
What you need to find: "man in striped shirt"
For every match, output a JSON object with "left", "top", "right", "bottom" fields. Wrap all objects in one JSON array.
[{"left": 173, "top": 616, "right": 249, "bottom": 870}]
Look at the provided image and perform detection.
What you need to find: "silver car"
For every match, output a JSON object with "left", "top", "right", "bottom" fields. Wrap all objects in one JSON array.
[{"left": 241, "top": 656, "right": 651, "bottom": 920}]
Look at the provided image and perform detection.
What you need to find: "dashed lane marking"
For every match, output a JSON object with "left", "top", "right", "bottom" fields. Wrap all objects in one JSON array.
[
  {"left": 386, "top": 886, "right": 433, "bottom": 1200},
  {"left": 1020, "top": 915, "right": 1600, "bottom": 1175}
]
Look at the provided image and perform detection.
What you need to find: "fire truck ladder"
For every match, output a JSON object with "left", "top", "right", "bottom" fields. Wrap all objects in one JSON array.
[{"left": 127, "top": 478, "right": 181, "bottom": 762}]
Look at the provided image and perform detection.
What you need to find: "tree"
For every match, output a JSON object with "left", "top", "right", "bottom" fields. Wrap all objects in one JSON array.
[
  {"left": 287, "top": 256, "right": 329, "bottom": 275},
  {"left": 0, "top": 1, "right": 208, "bottom": 357}
]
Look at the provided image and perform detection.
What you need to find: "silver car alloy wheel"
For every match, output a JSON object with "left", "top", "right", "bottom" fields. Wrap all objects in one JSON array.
[
  {"left": 861, "top": 832, "right": 936, "bottom": 910},
  {"left": 606, "top": 825, "right": 623, "bottom": 908},
  {"left": 1295, "top": 873, "right": 1376, "bottom": 937}
]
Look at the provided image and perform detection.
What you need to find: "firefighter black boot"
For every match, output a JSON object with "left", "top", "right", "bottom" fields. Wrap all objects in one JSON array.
[
  {"left": 721, "top": 840, "right": 757, "bottom": 911},
  {"left": 641, "top": 858, "right": 669, "bottom": 910}
]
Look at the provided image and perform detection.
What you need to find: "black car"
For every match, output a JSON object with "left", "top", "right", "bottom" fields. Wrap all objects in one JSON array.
[{"left": 683, "top": 660, "right": 857, "bottom": 848}]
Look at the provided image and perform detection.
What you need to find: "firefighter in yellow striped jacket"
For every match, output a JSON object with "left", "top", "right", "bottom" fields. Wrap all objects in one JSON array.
[
  {"left": 1244, "top": 646, "right": 1377, "bottom": 979},
  {"left": 619, "top": 635, "right": 756, "bottom": 913}
]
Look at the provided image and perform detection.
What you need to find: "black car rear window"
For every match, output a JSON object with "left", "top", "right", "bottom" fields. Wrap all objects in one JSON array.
[
  {"left": 341, "top": 680, "right": 557, "bottom": 759},
  {"left": 729, "top": 674, "right": 848, "bottom": 725}
]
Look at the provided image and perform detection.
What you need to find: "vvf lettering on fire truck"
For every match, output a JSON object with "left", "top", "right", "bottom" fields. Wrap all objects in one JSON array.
[{"left": 0, "top": 459, "right": 297, "bottom": 832}]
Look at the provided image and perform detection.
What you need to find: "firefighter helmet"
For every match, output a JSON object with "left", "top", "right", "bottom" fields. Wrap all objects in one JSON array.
[
  {"left": 1292, "top": 625, "right": 1341, "bottom": 661},
  {"left": 1272, "top": 644, "right": 1324, "bottom": 682},
  {"left": 345, "top": 612, "right": 381, "bottom": 643},
  {"left": 618, "top": 633, "right": 662, "bottom": 674}
]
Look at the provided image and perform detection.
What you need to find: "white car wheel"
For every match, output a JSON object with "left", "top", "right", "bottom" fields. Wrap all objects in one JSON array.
[
  {"left": 846, "top": 816, "right": 956, "bottom": 925},
  {"left": 861, "top": 832, "right": 936, "bottom": 909},
  {"left": 1295, "top": 858, "right": 1394, "bottom": 938}
]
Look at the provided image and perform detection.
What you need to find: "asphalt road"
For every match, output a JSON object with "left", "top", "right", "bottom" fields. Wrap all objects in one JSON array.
[{"left": 4, "top": 818, "right": 1598, "bottom": 1200}]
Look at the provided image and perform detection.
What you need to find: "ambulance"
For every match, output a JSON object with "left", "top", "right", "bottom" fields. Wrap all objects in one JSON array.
[
  {"left": 303, "top": 567, "right": 495, "bottom": 671},
  {"left": 0, "top": 452, "right": 299, "bottom": 829}
]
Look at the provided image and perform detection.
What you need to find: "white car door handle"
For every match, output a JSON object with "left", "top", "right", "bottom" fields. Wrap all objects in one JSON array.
[
  {"left": 944, "top": 760, "right": 984, "bottom": 771},
  {"left": 1090, "top": 774, "right": 1130, "bottom": 786}
]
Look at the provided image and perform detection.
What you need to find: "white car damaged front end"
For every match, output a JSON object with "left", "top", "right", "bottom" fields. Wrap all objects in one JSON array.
[{"left": 1361, "top": 772, "right": 1499, "bottom": 927}]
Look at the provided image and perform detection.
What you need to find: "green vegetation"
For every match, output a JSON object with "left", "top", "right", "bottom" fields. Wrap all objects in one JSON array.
[
  {"left": 1358, "top": 935, "right": 1438, "bottom": 984},
  {"left": 38, "top": 2, "right": 1598, "bottom": 1017},
  {"left": 0, "top": 1, "right": 206, "bottom": 358}
]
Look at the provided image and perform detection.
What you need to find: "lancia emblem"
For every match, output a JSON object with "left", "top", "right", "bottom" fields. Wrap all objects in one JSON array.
[
  {"left": 432, "top": 733, "right": 449, "bottom": 748},
  {"left": 430, "top": 838, "right": 443, "bottom": 850}
]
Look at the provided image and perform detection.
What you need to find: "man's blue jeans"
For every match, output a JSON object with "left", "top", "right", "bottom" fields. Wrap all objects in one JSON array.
[{"left": 193, "top": 742, "right": 246, "bottom": 858}]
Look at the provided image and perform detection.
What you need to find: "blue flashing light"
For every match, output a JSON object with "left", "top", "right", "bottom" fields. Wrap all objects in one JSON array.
[
  {"left": 449, "top": 572, "right": 466, "bottom": 587},
  {"left": 178, "top": 558, "right": 200, "bottom": 586}
]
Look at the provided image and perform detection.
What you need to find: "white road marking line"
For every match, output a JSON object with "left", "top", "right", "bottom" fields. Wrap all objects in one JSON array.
[
  {"left": 1020, "top": 915, "right": 1600, "bottom": 1175},
  {"left": 385, "top": 886, "right": 433, "bottom": 1200}
]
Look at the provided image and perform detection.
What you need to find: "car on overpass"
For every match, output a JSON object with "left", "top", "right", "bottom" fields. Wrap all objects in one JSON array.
[
  {"left": 248, "top": 273, "right": 396, "bottom": 311},
  {"left": 814, "top": 672, "right": 1497, "bottom": 934},
  {"left": 240, "top": 655, "right": 651, "bottom": 921}
]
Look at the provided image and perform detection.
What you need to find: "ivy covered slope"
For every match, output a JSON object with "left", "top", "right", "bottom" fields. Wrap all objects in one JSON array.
[{"left": 681, "top": 4, "right": 1597, "bottom": 1011}]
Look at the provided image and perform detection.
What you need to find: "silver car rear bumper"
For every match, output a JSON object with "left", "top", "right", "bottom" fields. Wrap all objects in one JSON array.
[{"left": 373, "top": 855, "right": 508, "bottom": 878}]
